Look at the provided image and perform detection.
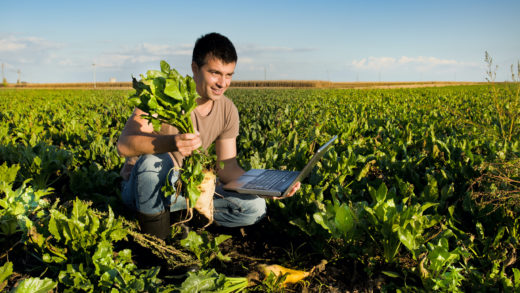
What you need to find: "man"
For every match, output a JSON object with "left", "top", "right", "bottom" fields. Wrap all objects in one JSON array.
[{"left": 117, "top": 33, "right": 300, "bottom": 239}]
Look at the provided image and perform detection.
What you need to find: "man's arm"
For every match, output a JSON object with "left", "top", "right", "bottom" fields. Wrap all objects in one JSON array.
[
  {"left": 215, "top": 137, "right": 245, "bottom": 184},
  {"left": 117, "top": 107, "right": 201, "bottom": 157},
  {"left": 215, "top": 137, "right": 300, "bottom": 198}
]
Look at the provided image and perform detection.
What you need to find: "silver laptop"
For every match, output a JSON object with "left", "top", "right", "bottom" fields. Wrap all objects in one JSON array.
[{"left": 222, "top": 135, "right": 338, "bottom": 197}]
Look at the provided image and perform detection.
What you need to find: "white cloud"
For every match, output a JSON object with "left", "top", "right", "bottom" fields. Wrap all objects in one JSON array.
[
  {"left": 0, "top": 35, "right": 63, "bottom": 66},
  {"left": 0, "top": 38, "right": 26, "bottom": 51},
  {"left": 352, "top": 55, "right": 478, "bottom": 72},
  {"left": 238, "top": 57, "right": 254, "bottom": 64},
  {"left": 137, "top": 43, "right": 192, "bottom": 56},
  {"left": 0, "top": 35, "right": 62, "bottom": 52},
  {"left": 94, "top": 43, "right": 193, "bottom": 68},
  {"left": 352, "top": 57, "right": 397, "bottom": 70},
  {"left": 238, "top": 44, "right": 315, "bottom": 56},
  {"left": 398, "top": 56, "right": 459, "bottom": 66}
]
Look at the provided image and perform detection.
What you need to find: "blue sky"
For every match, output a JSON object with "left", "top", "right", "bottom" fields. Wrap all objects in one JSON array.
[{"left": 1, "top": 0, "right": 519, "bottom": 83}]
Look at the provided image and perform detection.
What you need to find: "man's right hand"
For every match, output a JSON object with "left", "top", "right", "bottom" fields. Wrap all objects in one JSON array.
[{"left": 175, "top": 133, "right": 202, "bottom": 156}]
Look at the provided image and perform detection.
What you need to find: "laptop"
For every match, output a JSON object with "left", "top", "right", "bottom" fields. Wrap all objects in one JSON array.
[{"left": 222, "top": 135, "right": 338, "bottom": 197}]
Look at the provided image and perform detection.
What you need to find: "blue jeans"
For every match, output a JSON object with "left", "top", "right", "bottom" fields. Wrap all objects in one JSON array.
[{"left": 121, "top": 153, "right": 266, "bottom": 227}]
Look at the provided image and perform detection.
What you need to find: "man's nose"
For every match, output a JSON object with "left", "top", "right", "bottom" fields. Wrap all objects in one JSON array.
[{"left": 216, "top": 75, "right": 224, "bottom": 87}]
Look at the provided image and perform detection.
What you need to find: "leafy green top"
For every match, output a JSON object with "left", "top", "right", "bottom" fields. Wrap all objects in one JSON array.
[
  {"left": 129, "top": 60, "right": 199, "bottom": 134},
  {"left": 127, "top": 61, "right": 210, "bottom": 206}
]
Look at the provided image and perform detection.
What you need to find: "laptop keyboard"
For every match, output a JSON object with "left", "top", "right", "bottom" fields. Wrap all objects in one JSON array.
[{"left": 243, "top": 170, "right": 295, "bottom": 190}]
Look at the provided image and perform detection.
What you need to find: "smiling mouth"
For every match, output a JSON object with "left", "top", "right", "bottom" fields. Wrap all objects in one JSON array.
[{"left": 211, "top": 88, "right": 224, "bottom": 95}]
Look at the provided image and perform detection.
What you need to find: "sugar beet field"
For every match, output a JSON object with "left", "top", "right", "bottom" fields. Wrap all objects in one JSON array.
[{"left": 0, "top": 85, "right": 519, "bottom": 292}]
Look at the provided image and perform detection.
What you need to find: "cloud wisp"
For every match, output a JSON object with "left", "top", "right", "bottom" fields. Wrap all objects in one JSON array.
[
  {"left": 0, "top": 35, "right": 64, "bottom": 67},
  {"left": 94, "top": 43, "right": 193, "bottom": 68},
  {"left": 351, "top": 56, "right": 478, "bottom": 72},
  {"left": 0, "top": 35, "right": 63, "bottom": 53},
  {"left": 238, "top": 44, "right": 316, "bottom": 56}
]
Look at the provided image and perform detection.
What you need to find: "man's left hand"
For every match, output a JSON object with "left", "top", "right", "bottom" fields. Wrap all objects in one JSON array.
[{"left": 272, "top": 182, "right": 301, "bottom": 200}]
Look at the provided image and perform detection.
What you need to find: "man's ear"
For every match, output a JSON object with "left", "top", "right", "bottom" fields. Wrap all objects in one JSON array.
[{"left": 191, "top": 61, "right": 198, "bottom": 75}]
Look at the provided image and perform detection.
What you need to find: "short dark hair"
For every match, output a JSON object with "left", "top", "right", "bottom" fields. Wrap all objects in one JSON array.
[{"left": 192, "top": 33, "right": 237, "bottom": 67}]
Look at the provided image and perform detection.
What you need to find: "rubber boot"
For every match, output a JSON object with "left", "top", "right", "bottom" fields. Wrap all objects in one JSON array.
[{"left": 136, "top": 209, "right": 171, "bottom": 240}]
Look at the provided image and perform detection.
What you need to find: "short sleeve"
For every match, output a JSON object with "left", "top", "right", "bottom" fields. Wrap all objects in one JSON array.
[{"left": 218, "top": 98, "right": 240, "bottom": 140}]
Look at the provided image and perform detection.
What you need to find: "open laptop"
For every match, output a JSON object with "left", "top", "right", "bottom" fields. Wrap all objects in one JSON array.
[{"left": 222, "top": 135, "right": 338, "bottom": 197}]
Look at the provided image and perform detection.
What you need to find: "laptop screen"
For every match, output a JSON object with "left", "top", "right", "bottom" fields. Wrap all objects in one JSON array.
[{"left": 282, "top": 134, "right": 338, "bottom": 195}]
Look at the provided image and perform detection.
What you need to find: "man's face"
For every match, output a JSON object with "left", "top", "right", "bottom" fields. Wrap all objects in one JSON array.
[{"left": 192, "top": 56, "right": 236, "bottom": 101}]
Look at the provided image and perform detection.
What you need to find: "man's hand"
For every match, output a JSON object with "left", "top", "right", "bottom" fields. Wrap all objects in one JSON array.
[
  {"left": 271, "top": 182, "right": 301, "bottom": 200},
  {"left": 175, "top": 133, "right": 202, "bottom": 156}
]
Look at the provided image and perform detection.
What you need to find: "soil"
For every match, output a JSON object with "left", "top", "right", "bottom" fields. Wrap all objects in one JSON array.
[
  {"left": 127, "top": 214, "right": 382, "bottom": 292},
  {"left": 2, "top": 208, "right": 382, "bottom": 292}
]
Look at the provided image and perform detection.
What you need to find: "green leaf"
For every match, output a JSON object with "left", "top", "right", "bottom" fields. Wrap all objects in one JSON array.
[
  {"left": 10, "top": 277, "right": 57, "bottom": 293},
  {"left": 382, "top": 271, "right": 400, "bottom": 278},
  {"left": 214, "top": 234, "right": 232, "bottom": 246},
  {"left": 181, "top": 231, "right": 204, "bottom": 259},
  {"left": 513, "top": 268, "right": 520, "bottom": 288},
  {"left": 356, "top": 159, "right": 375, "bottom": 181},
  {"left": 58, "top": 264, "right": 93, "bottom": 291},
  {"left": 150, "top": 117, "right": 162, "bottom": 132},
  {"left": 0, "top": 262, "right": 13, "bottom": 285},
  {"left": 376, "top": 183, "right": 388, "bottom": 202},
  {"left": 147, "top": 95, "right": 159, "bottom": 110},
  {"left": 179, "top": 269, "right": 220, "bottom": 293},
  {"left": 145, "top": 69, "right": 167, "bottom": 79},
  {"left": 186, "top": 181, "right": 201, "bottom": 207},
  {"left": 334, "top": 204, "right": 354, "bottom": 235},
  {"left": 0, "top": 163, "right": 20, "bottom": 194},
  {"left": 313, "top": 212, "right": 331, "bottom": 233},
  {"left": 164, "top": 79, "right": 182, "bottom": 100},
  {"left": 178, "top": 269, "right": 247, "bottom": 293},
  {"left": 160, "top": 60, "right": 171, "bottom": 73},
  {"left": 397, "top": 226, "right": 416, "bottom": 252},
  {"left": 92, "top": 241, "right": 114, "bottom": 275}
]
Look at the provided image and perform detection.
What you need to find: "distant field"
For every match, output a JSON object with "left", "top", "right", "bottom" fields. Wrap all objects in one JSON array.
[{"left": 1, "top": 80, "right": 486, "bottom": 89}]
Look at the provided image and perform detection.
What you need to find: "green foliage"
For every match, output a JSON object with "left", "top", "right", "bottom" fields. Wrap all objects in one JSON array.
[
  {"left": 362, "top": 183, "right": 438, "bottom": 262},
  {"left": 26, "top": 198, "right": 168, "bottom": 292},
  {"left": 129, "top": 60, "right": 198, "bottom": 134},
  {"left": 0, "top": 261, "right": 13, "bottom": 291},
  {"left": 255, "top": 272, "right": 288, "bottom": 293},
  {"left": 129, "top": 60, "right": 211, "bottom": 207},
  {"left": 225, "top": 85, "right": 519, "bottom": 289},
  {"left": 0, "top": 163, "right": 52, "bottom": 238},
  {"left": 420, "top": 237, "right": 467, "bottom": 292},
  {"left": 0, "top": 89, "right": 129, "bottom": 204},
  {"left": 1, "top": 84, "right": 520, "bottom": 290},
  {"left": 484, "top": 51, "right": 520, "bottom": 142},
  {"left": 180, "top": 230, "right": 231, "bottom": 267},
  {"left": 177, "top": 269, "right": 248, "bottom": 293},
  {"left": 10, "top": 277, "right": 57, "bottom": 293},
  {"left": 46, "top": 198, "right": 127, "bottom": 254}
]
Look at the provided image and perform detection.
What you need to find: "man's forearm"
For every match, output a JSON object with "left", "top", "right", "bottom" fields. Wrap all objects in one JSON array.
[
  {"left": 117, "top": 133, "right": 177, "bottom": 157},
  {"left": 217, "top": 158, "right": 245, "bottom": 184}
]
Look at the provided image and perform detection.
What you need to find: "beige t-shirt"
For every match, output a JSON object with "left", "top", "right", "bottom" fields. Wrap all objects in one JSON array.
[{"left": 120, "top": 95, "right": 239, "bottom": 180}]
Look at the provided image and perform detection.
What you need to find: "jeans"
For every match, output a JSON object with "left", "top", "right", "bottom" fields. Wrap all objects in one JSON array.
[{"left": 121, "top": 153, "right": 267, "bottom": 227}]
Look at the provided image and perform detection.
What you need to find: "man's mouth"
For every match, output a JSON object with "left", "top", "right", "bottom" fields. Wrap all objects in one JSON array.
[{"left": 211, "top": 88, "right": 224, "bottom": 95}]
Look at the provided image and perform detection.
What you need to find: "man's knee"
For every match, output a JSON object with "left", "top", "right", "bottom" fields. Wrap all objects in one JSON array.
[
  {"left": 213, "top": 194, "right": 267, "bottom": 227},
  {"left": 241, "top": 197, "right": 267, "bottom": 226},
  {"left": 250, "top": 197, "right": 267, "bottom": 217}
]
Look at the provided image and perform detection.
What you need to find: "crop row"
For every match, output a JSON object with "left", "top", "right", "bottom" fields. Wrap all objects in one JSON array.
[{"left": 0, "top": 86, "right": 519, "bottom": 291}]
